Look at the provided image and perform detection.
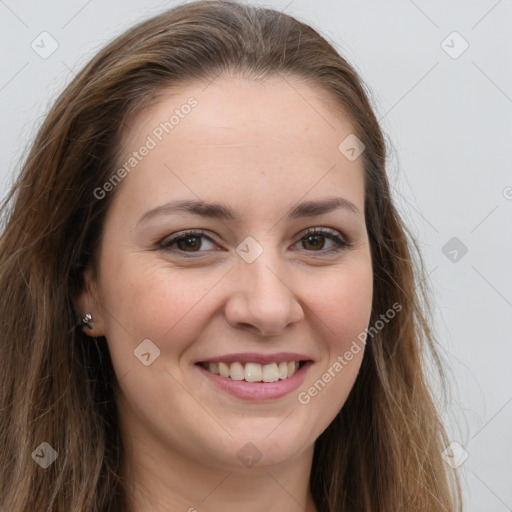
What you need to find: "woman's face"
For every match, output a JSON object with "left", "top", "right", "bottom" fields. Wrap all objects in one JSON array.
[{"left": 80, "top": 75, "right": 373, "bottom": 472}]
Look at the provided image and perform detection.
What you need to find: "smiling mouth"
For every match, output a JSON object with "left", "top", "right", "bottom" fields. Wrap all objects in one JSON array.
[{"left": 197, "top": 360, "right": 308, "bottom": 383}]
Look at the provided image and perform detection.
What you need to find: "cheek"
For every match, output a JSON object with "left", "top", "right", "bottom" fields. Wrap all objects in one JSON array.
[
  {"left": 97, "top": 252, "right": 231, "bottom": 369},
  {"left": 103, "top": 269, "right": 192, "bottom": 335},
  {"left": 298, "top": 259, "right": 372, "bottom": 419},
  {"left": 310, "top": 258, "right": 373, "bottom": 349}
]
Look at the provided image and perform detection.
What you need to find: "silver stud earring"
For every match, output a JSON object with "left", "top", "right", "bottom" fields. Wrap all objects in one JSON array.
[{"left": 81, "top": 312, "right": 94, "bottom": 330}]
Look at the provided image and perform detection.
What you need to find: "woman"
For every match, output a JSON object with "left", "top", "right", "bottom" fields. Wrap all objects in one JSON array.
[{"left": 0, "top": 1, "right": 462, "bottom": 510}]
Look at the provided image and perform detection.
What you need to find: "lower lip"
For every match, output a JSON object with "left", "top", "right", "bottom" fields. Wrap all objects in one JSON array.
[{"left": 195, "top": 362, "right": 313, "bottom": 401}]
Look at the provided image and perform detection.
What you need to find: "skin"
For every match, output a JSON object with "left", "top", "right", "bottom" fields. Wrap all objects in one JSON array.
[{"left": 77, "top": 74, "right": 373, "bottom": 512}]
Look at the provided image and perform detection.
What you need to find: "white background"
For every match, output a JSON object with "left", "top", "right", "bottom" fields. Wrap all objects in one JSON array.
[{"left": 1, "top": 1, "right": 511, "bottom": 510}]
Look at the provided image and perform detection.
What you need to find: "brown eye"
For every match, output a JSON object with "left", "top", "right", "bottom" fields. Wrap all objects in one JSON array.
[
  {"left": 159, "top": 230, "right": 217, "bottom": 257},
  {"left": 295, "top": 228, "right": 351, "bottom": 254},
  {"left": 176, "top": 235, "right": 203, "bottom": 252},
  {"left": 302, "top": 234, "right": 328, "bottom": 251}
]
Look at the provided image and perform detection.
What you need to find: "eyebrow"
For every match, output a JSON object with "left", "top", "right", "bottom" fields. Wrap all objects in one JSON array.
[{"left": 137, "top": 196, "right": 361, "bottom": 225}]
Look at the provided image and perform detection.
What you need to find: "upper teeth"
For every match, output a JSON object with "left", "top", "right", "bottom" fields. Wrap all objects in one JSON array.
[{"left": 206, "top": 361, "right": 300, "bottom": 382}]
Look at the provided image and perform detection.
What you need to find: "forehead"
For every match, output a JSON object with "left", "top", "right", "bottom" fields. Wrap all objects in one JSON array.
[
  {"left": 113, "top": 75, "right": 365, "bottom": 219},
  {"left": 125, "top": 74, "right": 356, "bottom": 148}
]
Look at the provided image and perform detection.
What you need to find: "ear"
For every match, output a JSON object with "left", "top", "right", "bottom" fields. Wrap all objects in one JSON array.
[{"left": 74, "top": 266, "right": 106, "bottom": 337}]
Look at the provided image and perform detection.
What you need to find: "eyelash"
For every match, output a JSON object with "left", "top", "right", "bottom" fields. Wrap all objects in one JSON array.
[{"left": 158, "top": 227, "right": 352, "bottom": 258}]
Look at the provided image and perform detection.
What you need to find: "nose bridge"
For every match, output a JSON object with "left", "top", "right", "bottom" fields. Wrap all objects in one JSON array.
[
  {"left": 224, "top": 237, "right": 303, "bottom": 335},
  {"left": 243, "top": 250, "right": 287, "bottom": 301}
]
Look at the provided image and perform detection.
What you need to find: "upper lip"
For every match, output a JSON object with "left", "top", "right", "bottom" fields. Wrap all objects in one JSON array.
[{"left": 195, "top": 352, "right": 313, "bottom": 365}]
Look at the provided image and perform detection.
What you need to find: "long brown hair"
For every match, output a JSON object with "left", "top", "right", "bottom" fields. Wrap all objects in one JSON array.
[{"left": 0, "top": 1, "right": 461, "bottom": 510}]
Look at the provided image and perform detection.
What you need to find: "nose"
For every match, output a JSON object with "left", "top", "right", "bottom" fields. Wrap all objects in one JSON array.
[{"left": 224, "top": 253, "right": 304, "bottom": 336}]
